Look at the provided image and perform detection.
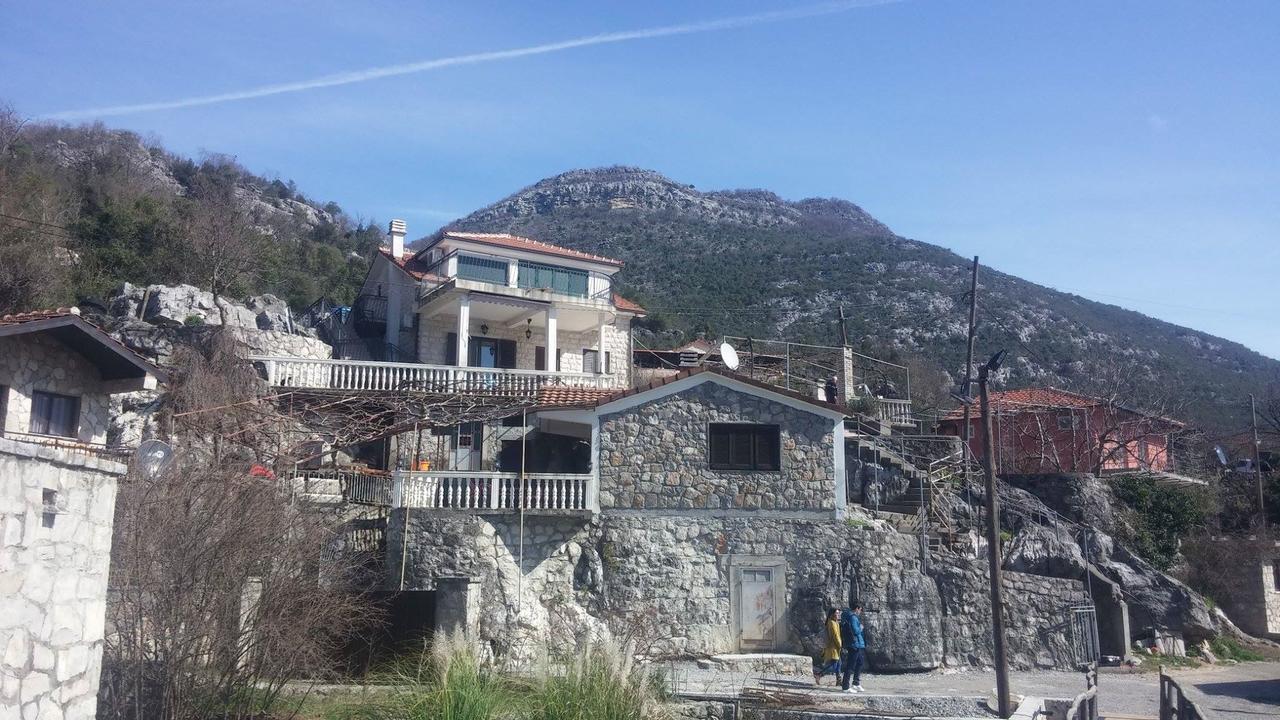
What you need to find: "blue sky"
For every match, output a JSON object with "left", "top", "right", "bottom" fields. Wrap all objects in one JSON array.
[{"left": 2, "top": 0, "right": 1277, "bottom": 357}]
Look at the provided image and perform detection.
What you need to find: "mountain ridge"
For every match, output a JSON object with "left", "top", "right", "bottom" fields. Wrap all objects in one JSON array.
[{"left": 442, "top": 166, "right": 1277, "bottom": 431}]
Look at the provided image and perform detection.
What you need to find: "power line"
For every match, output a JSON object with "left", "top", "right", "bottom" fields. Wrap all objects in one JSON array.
[{"left": 0, "top": 211, "right": 74, "bottom": 231}]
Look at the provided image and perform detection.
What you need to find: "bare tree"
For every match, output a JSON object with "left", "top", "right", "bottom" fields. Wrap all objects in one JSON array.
[
  {"left": 100, "top": 339, "right": 378, "bottom": 720},
  {"left": 181, "top": 160, "right": 267, "bottom": 325}
]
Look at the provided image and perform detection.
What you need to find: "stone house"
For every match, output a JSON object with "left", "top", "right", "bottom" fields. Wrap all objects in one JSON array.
[
  {"left": 0, "top": 308, "right": 162, "bottom": 720},
  {"left": 383, "top": 369, "right": 1091, "bottom": 670}
]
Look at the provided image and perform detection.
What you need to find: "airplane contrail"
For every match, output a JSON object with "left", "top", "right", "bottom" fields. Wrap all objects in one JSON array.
[{"left": 45, "top": 0, "right": 901, "bottom": 119}]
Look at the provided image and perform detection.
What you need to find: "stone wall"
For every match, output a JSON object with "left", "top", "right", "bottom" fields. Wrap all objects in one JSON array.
[
  {"left": 0, "top": 438, "right": 122, "bottom": 720},
  {"left": 388, "top": 510, "right": 1086, "bottom": 671},
  {"left": 1185, "top": 537, "right": 1280, "bottom": 640},
  {"left": 0, "top": 333, "right": 112, "bottom": 445},
  {"left": 417, "top": 313, "right": 631, "bottom": 389},
  {"left": 597, "top": 382, "right": 838, "bottom": 512}
]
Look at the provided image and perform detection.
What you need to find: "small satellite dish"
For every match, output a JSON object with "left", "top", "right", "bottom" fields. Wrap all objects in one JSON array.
[
  {"left": 1214, "top": 445, "right": 1229, "bottom": 467},
  {"left": 720, "top": 342, "right": 740, "bottom": 371},
  {"left": 134, "top": 439, "right": 173, "bottom": 478}
]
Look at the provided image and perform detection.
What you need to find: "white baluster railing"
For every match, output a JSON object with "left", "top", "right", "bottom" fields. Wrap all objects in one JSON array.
[
  {"left": 248, "top": 356, "right": 608, "bottom": 394},
  {"left": 393, "top": 471, "right": 593, "bottom": 511}
]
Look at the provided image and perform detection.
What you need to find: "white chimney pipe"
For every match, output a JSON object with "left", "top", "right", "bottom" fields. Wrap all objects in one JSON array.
[{"left": 389, "top": 219, "right": 407, "bottom": 260}]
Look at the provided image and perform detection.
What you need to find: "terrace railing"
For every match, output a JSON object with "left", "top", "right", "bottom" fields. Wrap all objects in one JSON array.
[
  {"left": 251, "top": 356, "right": 607, "bottom": 394},
  {"left": 394, "top": 471, "right": 593, "bottom": 511}
]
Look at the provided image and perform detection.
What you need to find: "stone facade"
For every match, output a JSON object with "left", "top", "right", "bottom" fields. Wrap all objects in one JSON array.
[
  {"left": 1185, "top": 537, "right": 1280, "bottom": 640},
  {"left": 0, "top": 438, "right": 122, "bottom": 720},
  {"left": 389, "top": 512, "right": 1087, "bottom": 671},
  {"left": 416, "top": 313, "right": 631, "bottom": 389},
  {"left": 0, "top": 333, "right": 112, "bottom": 445},
  {"left": 597, "top": 382, "right": 839, "bottom": 512}
]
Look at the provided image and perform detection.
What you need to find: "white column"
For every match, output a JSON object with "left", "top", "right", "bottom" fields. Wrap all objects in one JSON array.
[
  {"left": 545, "top": 306, "right": 558, "bottom": 373},
  {"left": 507, "top": 260, "right": 519, "bottom": 288},
  {"left": 596, "top": 316, "right": 608, "bottom": 376},
  {"left": 456, "top": 295, "right": 470, "bottom": 367}
]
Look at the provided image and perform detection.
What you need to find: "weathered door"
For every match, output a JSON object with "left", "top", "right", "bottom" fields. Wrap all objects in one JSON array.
[{"left": 737, "top": 567, "right": 777, "bottom": 650}]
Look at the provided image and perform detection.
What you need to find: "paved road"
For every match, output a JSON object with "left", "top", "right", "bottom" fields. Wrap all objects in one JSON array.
[{"left": 673, "top": 661, "right": 1280, "bottom": 719}]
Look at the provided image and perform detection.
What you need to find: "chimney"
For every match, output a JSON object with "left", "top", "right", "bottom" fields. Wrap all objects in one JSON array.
[{"left": 389, "top": 219, "right": 407, "bottom": 260}]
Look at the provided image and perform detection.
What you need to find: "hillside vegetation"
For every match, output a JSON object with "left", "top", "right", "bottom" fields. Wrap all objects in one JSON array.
[
  {"left": 0, "top": 109, "right": 383, "bottom": 314},
  {"left": 445, "top": 167, "right": 1278, "bottom": 431}
]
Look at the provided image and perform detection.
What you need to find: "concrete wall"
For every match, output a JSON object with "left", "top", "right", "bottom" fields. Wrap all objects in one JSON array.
[
  {"left": 597, "top": 381, "right": 838, "bottom": 512},
  {"left": 416, "top": 313, "right": 631, "bottom": 389},
  {"left": 0, "top": 334, "right": 112, "bottom": 445},
  {"left": 0, "top": 438, "right": 123, "bottom": 720}
]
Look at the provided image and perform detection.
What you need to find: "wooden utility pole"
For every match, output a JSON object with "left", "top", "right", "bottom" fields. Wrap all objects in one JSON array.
[
  {"left": 838, "top": 305, "right": 850, "bottom": 347},
  {"left": 961, "top": 257, "right": 980, "bottom": 468},
  {"left": 1251, "top": 394, "right": 1267, "bottom": 531},
  {"left": 979, "top": 350, "right": 1012, "bottom": 718}
]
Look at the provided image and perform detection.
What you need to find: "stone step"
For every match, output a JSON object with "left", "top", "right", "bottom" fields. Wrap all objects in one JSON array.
[{"left": 695, "top": 653, "right": 812, "bottom": 676}]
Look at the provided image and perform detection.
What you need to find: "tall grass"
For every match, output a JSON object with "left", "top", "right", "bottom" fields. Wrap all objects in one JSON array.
[
  {"left": 321, "top": 636, "right": 669, "bottom": 720},
  {"left": 526, "top": 643, "right": 668, "bottom": 720}
]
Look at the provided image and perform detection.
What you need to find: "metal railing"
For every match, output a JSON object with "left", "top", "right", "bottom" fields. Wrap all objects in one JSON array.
[
  {"left": 394, "top": 471, "right": 593, "bottom": 511},
  {"left": 1159, "top": 669, "right": 1207, "bottom": 720},
  {"left": 293, "top": 468, "right": 396, "bottom": 506},
  {"left": 0, "top": 431, "right": 132, "bottom": 461},
  {"left": 417, "top": 249, "right": 616, "bottom": 305},
  {"left": 251, "top": 356, "right": 607, "bottom": 394}
]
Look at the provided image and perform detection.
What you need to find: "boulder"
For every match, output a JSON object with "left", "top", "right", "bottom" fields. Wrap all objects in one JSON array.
[
  {"left": 1003, "top": 523, "right": 1087, "bottom": 578},
  {"left": 246, "top": 294, "right": 293, "bottom": 332}
]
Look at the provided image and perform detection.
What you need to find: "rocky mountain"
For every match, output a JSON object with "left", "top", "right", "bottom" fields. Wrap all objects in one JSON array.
[{"left": 443, "top": 167, "right": 1277, "bottom": 431}]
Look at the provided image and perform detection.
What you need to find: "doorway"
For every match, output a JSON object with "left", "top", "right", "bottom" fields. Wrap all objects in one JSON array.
[{"left": 730, "top": 556, "right": 787, "bottom": 652}]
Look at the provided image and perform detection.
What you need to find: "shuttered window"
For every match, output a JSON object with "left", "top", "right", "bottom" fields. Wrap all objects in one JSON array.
[
  {"left": 29, "top": 391, "right": 80, "bottom": 438},
  {"left": 708, "top": 423, "right": 781, "bottom": 471},
  {"left": 582, "top": 349, "right": 611, "bottom": 374}
]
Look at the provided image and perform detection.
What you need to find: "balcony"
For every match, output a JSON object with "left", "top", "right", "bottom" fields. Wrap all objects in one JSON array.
[
  {"left": 251, "top": 356, "right": 608, "bottom": 394},
  {"left": 394, "top": 471, "right": 594, "bottom": 512},
  {"left": 418, "top": 249, "right": 616, "bottom": 311}
]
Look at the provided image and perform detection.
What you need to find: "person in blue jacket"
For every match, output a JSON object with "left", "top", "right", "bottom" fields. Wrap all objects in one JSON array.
[{"left": 840, "top": 601, "right": 867, "bottom": 693}]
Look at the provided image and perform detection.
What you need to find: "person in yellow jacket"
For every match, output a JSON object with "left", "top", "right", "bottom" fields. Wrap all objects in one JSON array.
[{"left": 814, "top": 608, "right": 842, "bottom": 685}]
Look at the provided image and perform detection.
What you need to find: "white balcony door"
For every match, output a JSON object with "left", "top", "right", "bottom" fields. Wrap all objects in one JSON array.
[{"left": 453, "top": 422, "right": 483, "bottom": 471}]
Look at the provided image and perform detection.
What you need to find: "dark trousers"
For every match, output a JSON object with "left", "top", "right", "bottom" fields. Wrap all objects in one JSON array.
[{"left": 841, "top": 647, "right": 865, "bottom": 689}]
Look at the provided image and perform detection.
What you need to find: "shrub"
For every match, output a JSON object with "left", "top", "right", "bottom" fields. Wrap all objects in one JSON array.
[{"left": 527, "top": 643, "right": 669, "bottom": 720}]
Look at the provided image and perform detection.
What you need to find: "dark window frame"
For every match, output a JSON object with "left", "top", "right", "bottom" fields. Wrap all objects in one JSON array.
[
  {"left": 708, "top": 423, "right": 782, "bottom": 472},
  {"left": 582, "top": 348, "right": 612, "bottom": 374},
  {"left": 29, "top": 390, "right": 80, "bottom": 439},
  {"left": 0, "top": 384, "right": 7, "bottom": 436}
]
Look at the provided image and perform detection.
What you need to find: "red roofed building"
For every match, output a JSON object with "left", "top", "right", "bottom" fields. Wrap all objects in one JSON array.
[{"left": 937, "top": 387, "right": 1185, "bottom": 476}]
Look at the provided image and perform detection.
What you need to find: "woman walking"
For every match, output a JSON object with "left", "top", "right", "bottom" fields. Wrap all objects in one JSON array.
[{"left": 814, "top": 608, "right": 842, "bottom": 685}]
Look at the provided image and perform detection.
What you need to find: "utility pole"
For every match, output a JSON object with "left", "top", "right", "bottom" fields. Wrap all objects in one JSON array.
[
  {"left": 838, "top": 305, "right": 850, "bottom": 347},
  {"left": 1251, "top": 394, "right": 1267, "bottom": 532},
  {"left": 962, "top": 257, "right": 980, "bottom": 472},
  {"left": 979, "top": 350, "right": 1012, "bottom": 719}
]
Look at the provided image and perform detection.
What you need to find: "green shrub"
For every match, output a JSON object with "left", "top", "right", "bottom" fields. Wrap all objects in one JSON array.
[
  {"left": 184, "top": 313, "right": 205, "bottom": 326},
  {"left": 1209, "top": 636, "right": 1265, "bottom": 662}
]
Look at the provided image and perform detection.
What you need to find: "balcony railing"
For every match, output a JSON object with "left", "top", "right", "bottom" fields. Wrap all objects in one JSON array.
[
  {"left": 876, "top": 398, "right": 914, "bottom": 427},
  {"left": 0, "top": 431, "right": 132, "bottom": 461},
  {"left": 394, "top": 471, "right": 593, "bottom": 511},
  {"left": 251, "top": 356, "right": 608, "bottom": 394}
]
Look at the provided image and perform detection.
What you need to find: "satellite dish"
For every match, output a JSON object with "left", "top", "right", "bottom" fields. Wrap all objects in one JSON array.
[
  {"left": 134, "top": 439, "right": 173, "bottom": 478},
  {"left": 1214, "top": 445, "right": 1229, "bottom": 467},
  {"left": 720, "top": 342, "right": 740, "bottom": 371}
]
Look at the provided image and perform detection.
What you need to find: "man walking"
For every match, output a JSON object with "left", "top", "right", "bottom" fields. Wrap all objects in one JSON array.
[{"left": 840, "top": 601, "right": 866, "bottom": 693}]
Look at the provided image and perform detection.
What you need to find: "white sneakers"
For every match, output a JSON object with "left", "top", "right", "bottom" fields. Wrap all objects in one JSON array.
[{"left": 842, "top": 685, "right": 865, "bottom": 694}]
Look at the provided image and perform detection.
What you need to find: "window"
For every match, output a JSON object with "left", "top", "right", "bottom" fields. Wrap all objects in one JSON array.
[
  {"left": 455, "top": 254, "right": 509, "bottom": 284},
  {"left": 535, "top": 347, "right": 562, "bottom": 372},
  {"left": 741, "top": 568, "right": 772, "bottom": 583},
  {"left": 29, "top": 391, "right": 79, "bottom": 438},
  {"left": 42, "top": 489, "right": 59, "bottom": 528},
  {"left": 583, "top": 349, "right": 611, "bottom": 374},
  {"left": 1273, "top": 560, "right": 1280, "bottom": 592},
  {"left": 1057, "top": 414, "right": 1075, "bottom": 431},
  {"left": 709, "top": 423, "right": 781, "bottom": 471},
  {"left": 517, "top": 260, "right": 589, "bottom": 297}
]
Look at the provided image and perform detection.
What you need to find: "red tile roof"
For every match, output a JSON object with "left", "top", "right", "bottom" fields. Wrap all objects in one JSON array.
[
  {"left": 535, "top": 367, "right": 844, "bottom": 415},
  {"left": 612, "top": 293, "right": 646, "bottom": 315},
  {"left": 0, "top": 307, "right": 79, "bottom": 326},
  {"left": 379, "top": 247, "right": 443, "bottom": 281},
  {"left": 431, "top": 231, "right": 625, "bottom": 267},
  {"left": 535, "top": 386, "right": 617, "bottom": 407}
]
